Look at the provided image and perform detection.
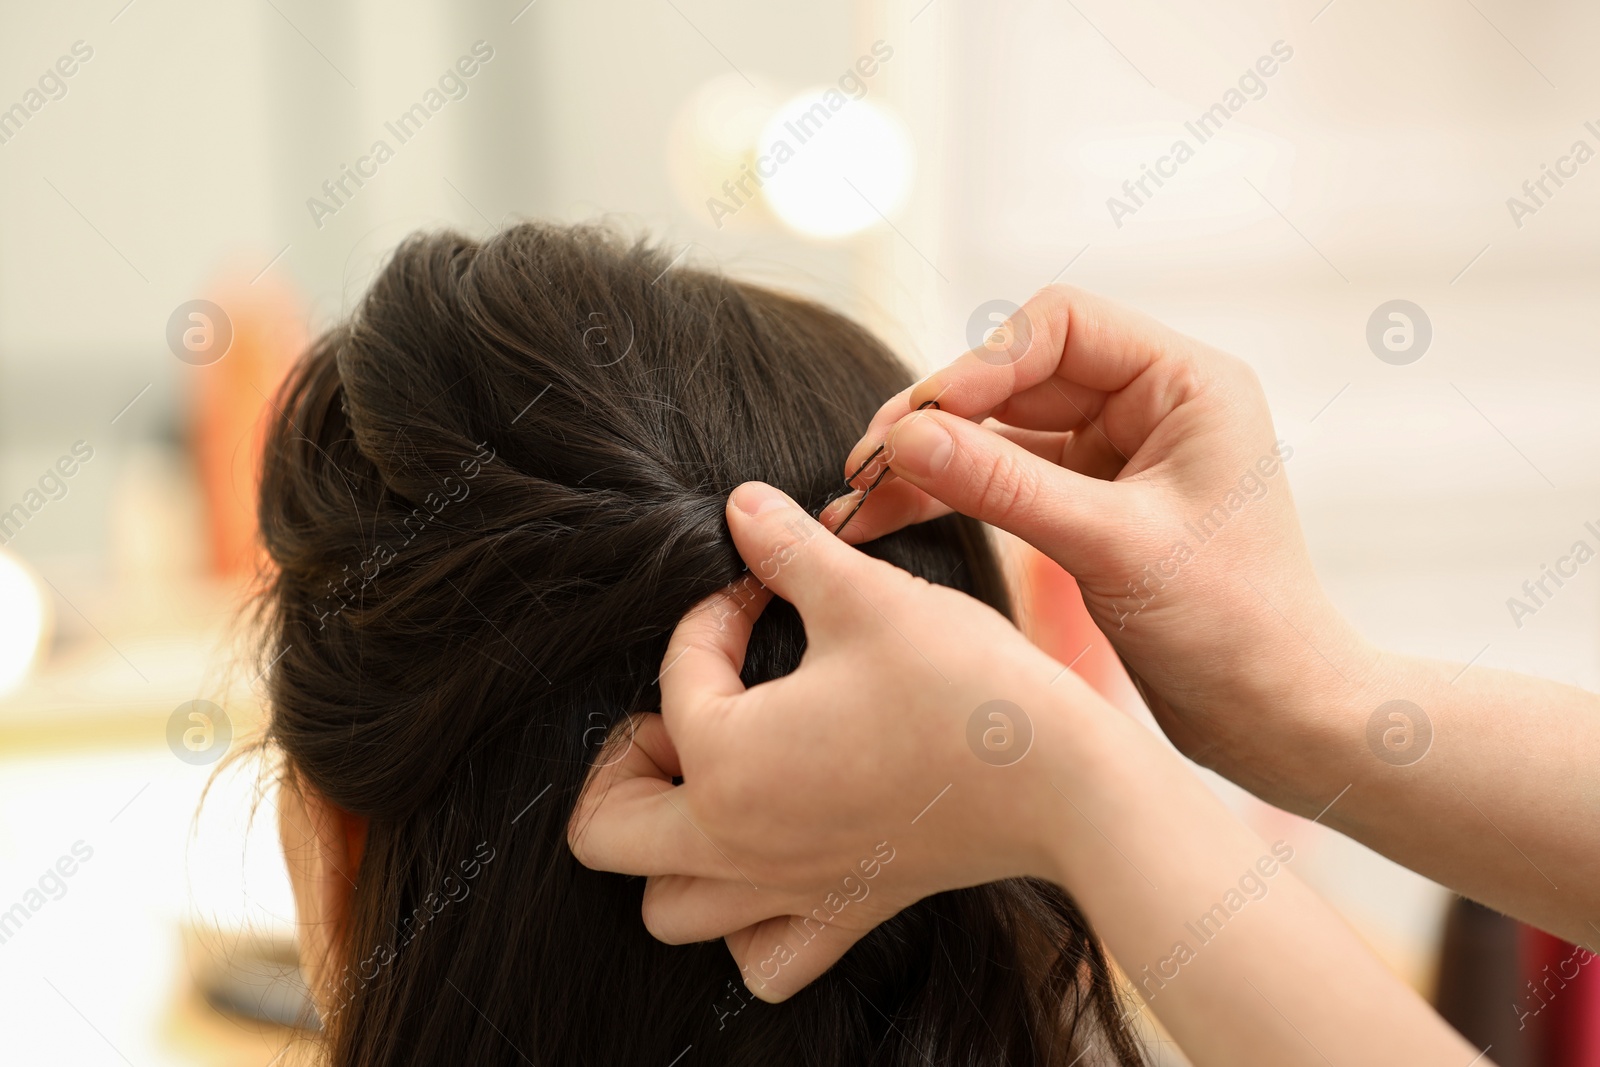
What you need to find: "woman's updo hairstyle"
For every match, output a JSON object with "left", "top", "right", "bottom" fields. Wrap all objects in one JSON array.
[{"left": 256, "top": 222, "right": 1146, "bottom": 1066}]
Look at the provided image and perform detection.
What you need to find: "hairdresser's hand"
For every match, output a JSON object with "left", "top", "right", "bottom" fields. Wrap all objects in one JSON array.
[
  {"left": 569, "top": 481, "right": 1105, "bottom": 1002},
  {"left": 570, "top": 485, "right": 1483, "bottom": 1067},
  {"left": 820, "top": 286, "right": 1371, "bottom": 802}
]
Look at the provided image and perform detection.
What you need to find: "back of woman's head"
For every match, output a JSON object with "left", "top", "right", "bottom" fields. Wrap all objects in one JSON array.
[{"left": 256, "top": 222, "right": 1144, "bottom": 1066}]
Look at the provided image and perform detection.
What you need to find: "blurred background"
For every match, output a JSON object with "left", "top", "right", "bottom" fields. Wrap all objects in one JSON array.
[{"left": 1, "top": 0, "right": 1597, "bottom": 1063}]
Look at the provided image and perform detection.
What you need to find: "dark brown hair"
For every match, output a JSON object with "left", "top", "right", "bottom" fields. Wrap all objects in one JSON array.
[{"left": 255, "top": 222, "right": 1146, "bottom": 1066}]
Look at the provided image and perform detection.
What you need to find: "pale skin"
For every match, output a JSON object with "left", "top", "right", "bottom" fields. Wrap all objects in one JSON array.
[
  {"left": 570, "top": 284, "right": 1600, "bottom": 1063},
  {"left": 821, "top": 284, "right": 1600, "bottom": 949},
  {"left": 278, "top": 773, "right": 365, "bottom": 1020},
  {"left": 569, "top": 483, "right": 1479, "bottom": 1065}
]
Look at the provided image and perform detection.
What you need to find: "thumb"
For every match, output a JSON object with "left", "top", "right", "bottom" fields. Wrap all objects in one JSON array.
[
  {"left": 882, "top": 409, "right": 1127, "bottom": 568},
  {"left": 725, "top": 481, "right": 885, "bottom": 622}
]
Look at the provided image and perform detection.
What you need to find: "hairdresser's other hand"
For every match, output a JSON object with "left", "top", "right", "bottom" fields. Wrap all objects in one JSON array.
[
  {"left": 570, "top": 482, "right": 1486, "bottom": 1067},
  {"left": 569, "top": 481, "right": 1106, "bottom": 1002},
  {"left": 821, "top": 286, "right": 1370, "bottom": 801}
]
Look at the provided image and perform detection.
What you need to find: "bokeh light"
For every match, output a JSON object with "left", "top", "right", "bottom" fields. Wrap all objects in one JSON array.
[
  {"left": 758, "top": 90, "right": 912, "bottom": 239},
  {"left": 0, "top": 549, "right": 47, "bottom": 696}
]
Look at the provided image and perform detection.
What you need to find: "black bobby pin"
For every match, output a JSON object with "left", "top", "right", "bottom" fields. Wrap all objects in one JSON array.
[{"left": 828, "top": 400, "right": 940, "bottom": 536}]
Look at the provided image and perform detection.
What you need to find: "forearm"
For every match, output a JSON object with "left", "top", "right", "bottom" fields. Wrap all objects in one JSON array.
[
  {"left": 1037, "top": 695, "right": 1477, "bottom": 1067},
  {"left": 1271, "top": 649, "right": 1600, "bottom": 946}
]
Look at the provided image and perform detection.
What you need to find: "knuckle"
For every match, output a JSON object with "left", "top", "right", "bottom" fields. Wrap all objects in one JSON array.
[
  {"left": 972, "top": 446, "right": 1039, "bottom": 529},
  {"left": 1149, "top": 354, "right": 1212, "bottom": 424},
  {"left": 1038, "top": 281, "right": 1085, "bottom": 305},
  {"left": 1167, "top": 352, "right": 1208, "bottom": 397},
  {"left": 1217, "top": 350, "right": 1260, "bottom": 390},
  {"left": 639, "top": 892, "right": 683, "bottom": 944},
  {"left": 565, "top": 823, "right": 596, "bottom": 868},
  {"left": 1238, "top": 363, "right": 1269, "bottom": 404}
]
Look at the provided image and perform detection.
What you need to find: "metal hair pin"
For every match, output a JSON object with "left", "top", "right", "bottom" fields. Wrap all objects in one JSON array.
[{"left": 827, "top": 400, "right": 941, "bottom": 536}]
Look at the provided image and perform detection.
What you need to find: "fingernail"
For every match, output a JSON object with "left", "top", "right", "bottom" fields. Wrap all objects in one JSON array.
[
  {"left": 745, "top": 980, "right": 783, "bottom": 1004},
  {"left": 817, "top": 493, "right": 853, "bottom": 526},
  {"left": 888, "top": 412, "right": 953, "bottom": 478},
  {"left": 732, "top": 481, "right": 793, "bottom": 516},
  {"left": 844, "top": 436, "right": 878, "bottom": 475}
]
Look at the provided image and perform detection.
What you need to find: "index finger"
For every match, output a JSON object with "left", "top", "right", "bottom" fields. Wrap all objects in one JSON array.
[
  {"left": 912, "top": 284, "right": 1184, "bottom": 417},
  {"left": 568, "top": 714, "right": 728, "bottom": 879},
  {"left": 657, "top": 577, "right": 773, "bottom": 733},
  {"left": 840, "top": 379, "right": 986, "bottom": 488},
  {"left": 844, "top": 285, "right": 1195, "bottom": 477}
]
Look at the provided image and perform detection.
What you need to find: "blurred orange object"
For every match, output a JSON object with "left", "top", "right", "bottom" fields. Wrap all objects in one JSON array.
[
  {"left": 189, "top": 271, "right": 305, "bottom": 579},
  {"left": 1016, "top": 542, "right": 1141, "bottom": 710}
]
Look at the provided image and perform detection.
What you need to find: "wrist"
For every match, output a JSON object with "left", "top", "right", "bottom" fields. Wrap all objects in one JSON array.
[
  {"left": 1245, "top": 622, "right": 1398, "bottom": 815},
  {"left": 1202, "top": 598, "right": 1381, "bottom": 807},
  {"left": 1020, "top": 675, "right": 1156, "bottom": 888}
]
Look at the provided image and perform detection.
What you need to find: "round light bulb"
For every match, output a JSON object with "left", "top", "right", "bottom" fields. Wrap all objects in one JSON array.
[{"left": 758, "top": 91, "right": 913, "bottom": 239}]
